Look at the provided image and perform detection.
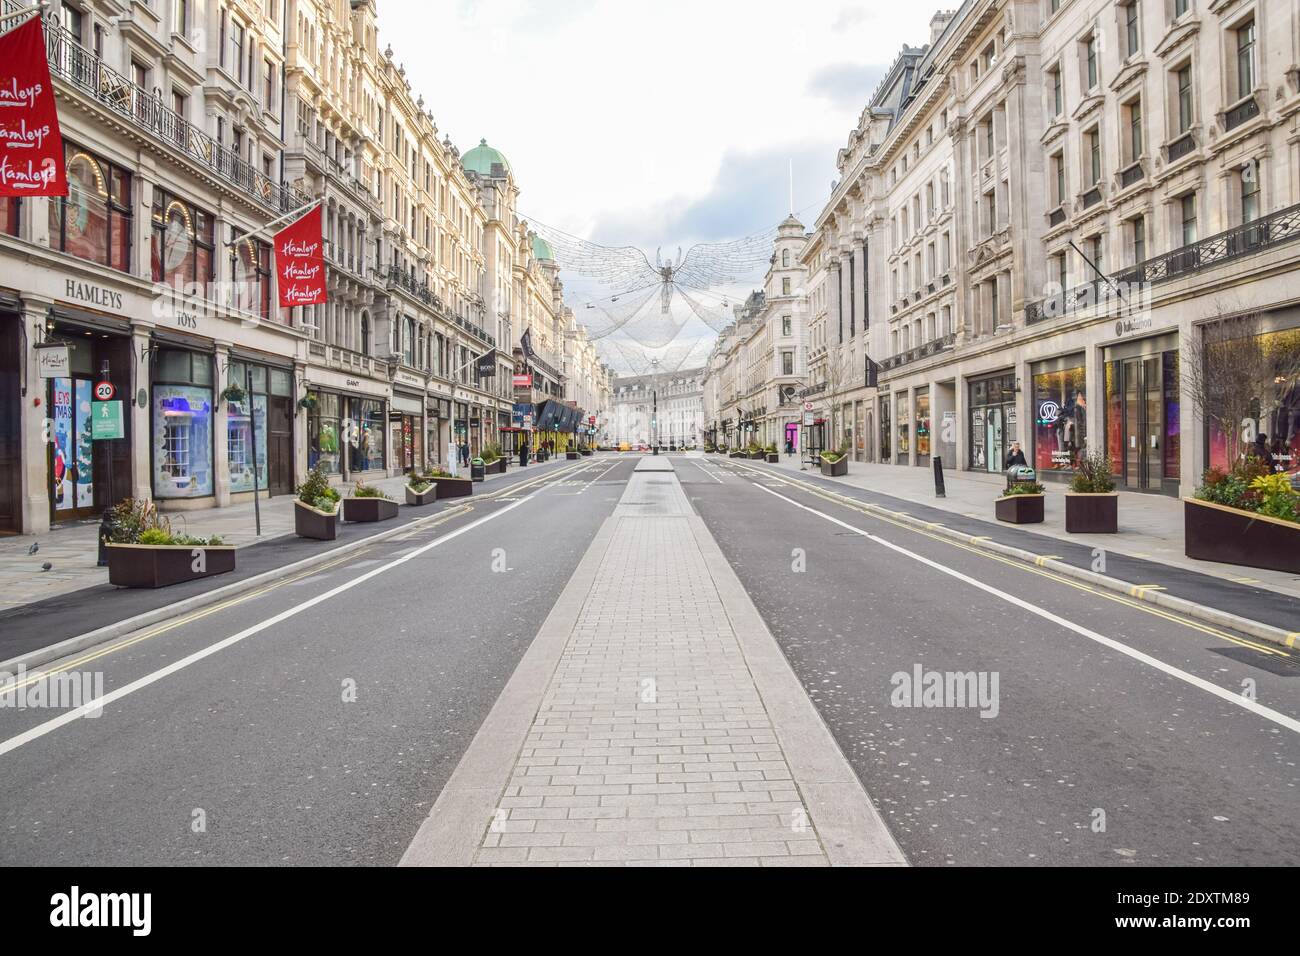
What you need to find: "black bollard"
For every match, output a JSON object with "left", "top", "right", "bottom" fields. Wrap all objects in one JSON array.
[{"left": 933, "top": 456, "right": 947, "bottom": 498}]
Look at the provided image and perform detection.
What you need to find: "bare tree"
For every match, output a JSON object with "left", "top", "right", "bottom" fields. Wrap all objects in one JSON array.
[
  {"left": 821, "top": 343, "right": 855, "bottom": 455},
  {"left": 1184, "top": 308, "right": 1300, "bottom": 467}
]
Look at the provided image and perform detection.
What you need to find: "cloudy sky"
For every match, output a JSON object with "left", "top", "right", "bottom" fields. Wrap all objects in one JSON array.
[{"left": 382, "top": 0, "right": 938, "bottom": 369}]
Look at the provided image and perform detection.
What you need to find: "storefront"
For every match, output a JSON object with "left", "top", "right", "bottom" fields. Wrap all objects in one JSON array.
[
  {"left": 1104, "top": 333, "right": 1179, "bottom": 495},
  {"left": 894, "top": 391, "right": 909, "bottom": 463},
  {"left": 1205, "top": 320, "right": 1300, "bottom": 476},
  {"left": 152, "top": 345, "right": 216, "bottom": 503},
  {"left": 968, "top": 371, "right": 1017, "bottom": 472},
  {"left": 915, "top": 388, "right": 931, "bottom": 467},
  {"left": 427, "top": 397, "right": 450, "bottom": 468},
  {"left": 1031, "top": 355, "right": 1088, "bottom": 479},
  {"left": 224, "top": 357, "right": 294, "bottom": 497},
  {"left": 391, "top": 392, "right": 423, "bottom": 474},
  {"left": 305, "top": 375, "right": 389, "bottom": 479},
  {"left": 43, "top": 310, "right": 134, "bottom": 522},
  {"left": 878, "top": 395, "right": 891, "bottom": 463},
  {"left": 1, "top": 299, "right": 23, "bottom": 534}
]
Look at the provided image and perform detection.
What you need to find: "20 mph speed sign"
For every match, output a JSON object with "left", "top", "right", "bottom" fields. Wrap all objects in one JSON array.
[{"left": 94, "top": 381, "right": 115, "bottom": 401}]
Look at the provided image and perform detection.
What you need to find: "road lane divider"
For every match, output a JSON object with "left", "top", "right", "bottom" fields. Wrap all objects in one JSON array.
[
  {"left": 729, "top": 460, "right": 1297, "bottom": 651},
  {"left": 752, "top": 482, "right": 1300, "bottom": 736},
  {"left": 0, "top": 496, "right": 536, "bottom": 759}
]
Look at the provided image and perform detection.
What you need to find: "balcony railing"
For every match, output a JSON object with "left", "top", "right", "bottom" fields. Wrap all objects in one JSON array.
[
  {"left": 1223, "top": 95, "right": 1260, "bottom": 132},
  {"left": 40, "top": 16, "right": 312, "bottom": 214},
  {"left": 378, "top": 266, "right": 496, "bottom": 347},
  {"left": 1081, "top": 186, "right": 1102, "bottom": 209},
  {"left": 1048, "top": 206, "right": 1067, "bottom": 227},
  {"left": 1026, "top": 202, "right": 1300, "bottom": 323},
  {"left": 1167, "top": 131, "right": 1196, "bottom": 163},
  {"left": 1119, "top": 161, "right": 1145, "bottom": 189},
  {"left": 878, "top": 332, "right": 957, "bottom": 371}
]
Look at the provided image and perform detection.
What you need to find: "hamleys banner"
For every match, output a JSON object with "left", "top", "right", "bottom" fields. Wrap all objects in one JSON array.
[
  {"left": 0, "top": 16, "right": 68, "bottom": 197},
  {"left": 273, "top": 203, "right": 327, "bottom": 308}
]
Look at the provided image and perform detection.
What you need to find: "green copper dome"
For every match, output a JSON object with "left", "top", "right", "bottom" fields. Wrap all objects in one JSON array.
[
  {"left": 532, "top": 235, "right": 555, "bottom": 261},
  {"left": 462, "top": 139, "right": 511, "bottom": 177}
]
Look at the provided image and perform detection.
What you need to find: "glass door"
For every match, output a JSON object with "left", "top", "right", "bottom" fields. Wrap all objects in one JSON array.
[
  {"left": 985, "top": 407, "right": 1003, "bottom": 472},
  {"left": 1123, "top": 359, "right": 1141, "bottom": 488},
  {"left": 1144, "top": 357, "right": 1163, "bottom": 490}
]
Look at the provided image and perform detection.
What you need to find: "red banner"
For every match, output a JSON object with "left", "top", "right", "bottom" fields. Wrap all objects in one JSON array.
[
  {"left": 274, "top": 203, "right": 327, "bottom": 308},
  {"left": 0, "top": 16, "right": 67, "bottom": 197}
]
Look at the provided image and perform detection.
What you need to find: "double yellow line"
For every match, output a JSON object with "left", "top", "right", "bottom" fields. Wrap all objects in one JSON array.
[
  {"left": 730, "top": 462, "right": 1290, "bottom": 660},
  {"left": 0, "top": 460, "right": 598, "bottom": 695}
]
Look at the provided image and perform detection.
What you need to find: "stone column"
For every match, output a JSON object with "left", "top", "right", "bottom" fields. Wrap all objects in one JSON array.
[
  {"left": 20, "top": 298, "right": 52, "bottom": 534},
  {"left": 213, "top": 342, "right": 231, "bottom": 507}
]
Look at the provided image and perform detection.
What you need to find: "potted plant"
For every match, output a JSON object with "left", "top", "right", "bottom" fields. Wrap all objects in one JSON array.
[
  {"left": 746, "top": 442, "right": 765, "bottom": 460},
  {"left": 406, "top": 475, "right": 438, "bottom": 507},
  {"left": 343, "top": 482, "right": 399, "bottom": 523},
  {"left": 294, "top": 462, "right": 341, "bottom": 540},
  {"left": 298, "top": 393, "right": 318, "bottom": 412},
  {"left": 220, "top": 381, "right": 247, "bottom": 405},
  {"left": 820, "top": 447, "right": 848, "bottom": 477},
  {"left": 1065, "top": 451, "right": 1118, "bottom": 533},
  {"left": 103, "top": 498, "right": 235, "bottom": 588},
  {"left": 566, "top": 444, "right": 581, "bottom": 460},
  {"left": 1185, "top": 459, "right": 1300, "bottom": 573},
  {"left": 424, "top": 467, "right": 474, "bottom": 499},
  {"left": 480, "top": 443, "right": 506, "bottom": 475},
  {"left": 995, "top": 480, "right": 1046, "bottom": 524},
  {"left": 729, "top": 447, "right": 747, "bottom": 459},
  {"left": 764, "top": 443, "right": 780, "bottom": 464}
]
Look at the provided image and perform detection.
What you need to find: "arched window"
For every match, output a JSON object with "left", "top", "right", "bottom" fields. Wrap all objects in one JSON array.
[
  {"left": 404, "top": 317, "right": 416, "bottom": 365},
  {"left": 360, "top": 313, "right": 370, "bottom": 356}
]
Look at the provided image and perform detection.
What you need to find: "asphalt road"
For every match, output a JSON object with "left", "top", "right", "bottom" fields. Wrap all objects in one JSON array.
[
  {"left": 680, "top": 455, "right": 1300, "bottom": 866},
  {"left": 0, "top": 456, "right": 637, "bottom": 865}
]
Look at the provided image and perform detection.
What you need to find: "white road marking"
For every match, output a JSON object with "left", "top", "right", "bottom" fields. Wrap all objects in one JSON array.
[
  {"left": 0, "top": 496, "right": 535, "bottom": 759},
  {"left": 691, "top": 459, "right": 724, "bottom": 484},
  {"left": 753, "top": 483, "right": 1300, "bottom": 736}
]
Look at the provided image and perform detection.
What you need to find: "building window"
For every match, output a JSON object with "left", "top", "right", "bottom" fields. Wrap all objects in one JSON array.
[
  {"left": 1174, "top": 0, "right": 1188, "bottom": 17},
  {"left": 782, "top": 351, "right": 793, "bottom": 376},
  {"left": 152, "top": 349, "right": 214, "bottom": 499},
  {"left": 1131, "top": 215, "right": 1146, "bottom": 264},
  {"left": 264, "top": 58, "right": 275, "bottom": 107},
  {"left": 1125, "top": 98, "right": 1143, "bottom": 162},
  {"left": 1124, "top": 2, "right": 1140, "bottom": 58},
  {"left": 781, "top": 315, "right": 792, "bottom": 336},
  {"left": 782, "top": 277, "right": 792, "bottom": 295},
  {"left": 174, "top": 0, "right": 188, "bottom": 35},
  {"left": 151, "top": 190, "right": 215, "bottom": 291},
  {"left": 0, "top": 197, "right": 18, "bottom": 237},
  {"left": 1085, "top": 35, "right": 1099, "bottom": 90},
  {"left": 1050, "top": 66, "right": 1063, "bottom": 117},
  {"left": 1176, "top": 66, "right": 1193, "bottom": 133},
  {"left": 48, "top": 145, "right": 132, "bottom": 272},
  {"left": 1241, "top": 164, "right": 1260, "bottom": 223},
  {"left": 230, "top": 232, "right": 272, "bottom": 318},
  {"left": 782, "top": 249, "right": 790, "bottom": 267},
  {"left": 1235, "top": 18, "right": 1256, "bottom": 99},
  {"left": 1086, "top": 129, "right": 1102, "bottom": 185},
  {"left": 1180, "top": 193, "right": 1198, "bottom": 245}
]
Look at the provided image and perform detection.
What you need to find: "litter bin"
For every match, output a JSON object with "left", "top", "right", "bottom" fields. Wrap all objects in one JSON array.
[
  {"left": 470, "top": 457, "right": 485, "bottom": 482},
  {"left": 1005, "top": 465, "right": 1037, "bottom": 491},
  {"left": 519, "top": 447, "right": 529, "bottom": 467}
]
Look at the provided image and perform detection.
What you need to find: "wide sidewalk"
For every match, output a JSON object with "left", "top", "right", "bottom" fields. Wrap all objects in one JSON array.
[
  {"left": 401, "top": 457, "right": 904, "bottom": 867},
  {"left": 754, "top": 452, "right": 1300, "bottom": 602},
  {"left": 0, "top": 458, "right": 555, "bottom": 613}
]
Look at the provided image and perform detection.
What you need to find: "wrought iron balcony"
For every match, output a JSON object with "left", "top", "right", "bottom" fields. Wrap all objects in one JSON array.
[
  {"left": 40, "top": 16, "right": 312, "bottom": 214},
  {"left": 1027, "top": 202, "right": 1300, "bottom": 323},
  {"left": 1167, "top": 131, "right": 1196, "bottom": 163},
  {"left": 1223, "top": 95, "right": 1260, "bottom": 132},
  {"left": 1048, "top": 206, "right": 1067, "bottom": 227},
  {"left": 1119, "top": 161, "right": 1145, "bottom": 189},
  {"left": 879, "top": 332, "right": 956, "bottom": 370},
  {"left": 1081, "top": 186, "right": 1103, "bottom": 209}
]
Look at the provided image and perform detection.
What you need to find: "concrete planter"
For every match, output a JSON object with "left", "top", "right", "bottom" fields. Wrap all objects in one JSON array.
[
  {"left": 765, "top": 453, "right": 780, "bottom": 464},
  {"left": 566, "top": 451, "right": 581, "bottom": 460},
  {"left": 581, "top": 448, "right": 593, "bottom": 456},
  {"left": 729, "top": 451, "right": 747, "bottom": 459},
  {"left": 482, "top": 458, "right": 506, "bottom": 475},
  {"left": 343, "top": 497, "right": 398, "bottom": 523},
  {"left": 106, "top": 543, "right": 236, "bottom": 589},
  {"left": 820, "top": 456, "right": 848, "bottom": 477},
  {"left": 405, "top": 484, "right": 438, "bottom": 507},
  {"left": 995, "top": 493, "right": 1044, "bottom": 524},
  {"left": 428, "top": 476, "right": 474, "bottom": 499},
  {"left": 1184, "top": 498, "right": 1300, "bottom": 574},
  {"left": 1065, "top": 492, "right": 1118, "bottom": 534},
  {"left": 294, "top": 499, "right": 339, "bottom": 540}
]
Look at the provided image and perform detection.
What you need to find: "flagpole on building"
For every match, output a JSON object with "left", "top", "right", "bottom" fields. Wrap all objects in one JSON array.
[
  {"left": 223, "top": 198, "right": 321, "bottom": 248},
  {"left": 0, "top": 1, "right": 50, "bottom": 29}
]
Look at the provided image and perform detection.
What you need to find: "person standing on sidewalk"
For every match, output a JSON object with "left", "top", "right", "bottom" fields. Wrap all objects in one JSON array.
[{"left": 459, "top": 439, "right": 470, "bottom": 468}]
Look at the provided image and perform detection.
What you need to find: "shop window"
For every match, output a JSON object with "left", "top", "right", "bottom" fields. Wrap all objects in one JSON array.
[
  {"left": 1206, "top": 330, "right": 1300, "bottom": 476},
  {"left": 153, "top": 349, "right": 214, "bottom": 498},
  {"left": 152, "top": 190, "right": 215, "bottom": 292},
  {"left": 349, "top": 398, "right": 385, "bottom": 472},
  {"left": 308, "top": 391, "right": 342, "bottom": 474},
  {"left": 1033, "top": 364, "right": 1088, "bottom": 473},
  {"left": 49, "top": 145, "right": 132, "bottom": 272},
  {"left": 225, "top": 361, "right": 267, "bottom": 494}
]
